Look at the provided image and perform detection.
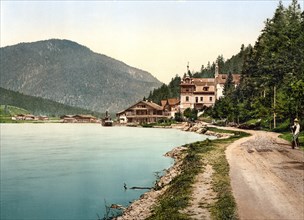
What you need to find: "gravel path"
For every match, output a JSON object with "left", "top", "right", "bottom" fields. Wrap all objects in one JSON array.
[{"left": 226, "top": 129, "right": 304, "bottom": 220}]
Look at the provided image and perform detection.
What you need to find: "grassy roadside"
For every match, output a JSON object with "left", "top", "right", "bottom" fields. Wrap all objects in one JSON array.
[
  {"left": 279, "top": 131, "right": 304, "bottom": 150},
  {"left": 147, "top": 128, "right": 250, "bottom": 220}
]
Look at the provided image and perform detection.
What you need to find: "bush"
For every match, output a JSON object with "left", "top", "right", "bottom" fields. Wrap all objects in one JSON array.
[
  {"left": 272, "top": 119, "right": 291, "bottom": 132},
  {"left": 183, "top": 108, "right": 198, "bottom": 121},
  {"left": 238, "top": 119, "right": 261, "bottom": 130}
]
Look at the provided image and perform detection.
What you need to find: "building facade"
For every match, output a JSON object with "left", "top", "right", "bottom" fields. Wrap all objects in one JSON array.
[
  {"left": 179, "top": 63, "right": 240, "bottom": 112},
  {"left": 161, "top": 98, "right": 180, "bottom": 118},
  {"left": 116, "top": 100, "right": 169, "bottom": 124}
]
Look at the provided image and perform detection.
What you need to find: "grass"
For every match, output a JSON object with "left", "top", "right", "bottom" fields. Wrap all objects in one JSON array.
[
  {"left": 0, "top": 105, "right": 29, "bottom": 115},
  {"left": 0, "top": 105, "right": 29, "bottom": 123},
  {"left": 147, "top": 129, "right": 249, "bottom": 220},
  {"left": 279, "top": 131, "right": 304, "bottom": 150}
]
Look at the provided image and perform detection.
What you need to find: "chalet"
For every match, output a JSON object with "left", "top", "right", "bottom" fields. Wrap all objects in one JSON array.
[
  {"left": 161, "top": 98, "right": 180, "bottom": 118},
  {"left": 179, "top": 63, "right": 240, "bottom": 112},
  {"left": 15, "top": 114, "right": 26, "bottom": 120},
  {"left": 15, "top": 114, "right": 37, "bottom": 120},
  {"left": 60, "top": 115, "right": 77, "bottom": 123},
  {"left": 73, "top": 115, "right": 97, "bottom": 123},
  {"left": 38, "top": 115, "right": 49, "bottom": 121},
  {"left": 116, "top": 100, "right": 169, "bottom": 124},
  {"left": 60, "top": 115, "right": 97, "bottom": 123}
]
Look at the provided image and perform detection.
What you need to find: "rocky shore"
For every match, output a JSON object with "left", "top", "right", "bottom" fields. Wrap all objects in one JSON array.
[
  {"left": 115, "top": 122, "right": 233, "bottom": 219},
  {"left": 172, "top": 122, "right": 234, "bottom": 139},
  {"left": 115, "top": 146, "right": 187, "bottom": 220}
]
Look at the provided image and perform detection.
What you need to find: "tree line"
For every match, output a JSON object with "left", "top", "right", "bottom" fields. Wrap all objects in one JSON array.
[
  {"left": 210, "top": 0, "right": 304, "bottom": 130},
  {"left": 0, "top": 87, "right": 102, "bottom": 117},
  {"left": 148, "top": 0, "right": 303, "bottom": 130}
]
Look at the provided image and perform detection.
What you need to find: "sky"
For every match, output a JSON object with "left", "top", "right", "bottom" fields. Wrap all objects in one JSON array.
[{"left": 1, "top": 0, "right": 303, "bottom": 83}]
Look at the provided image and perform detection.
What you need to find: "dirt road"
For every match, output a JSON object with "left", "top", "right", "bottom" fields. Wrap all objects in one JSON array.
[{"left": 226, "top": 129, "right": 304, "bottom": 220}]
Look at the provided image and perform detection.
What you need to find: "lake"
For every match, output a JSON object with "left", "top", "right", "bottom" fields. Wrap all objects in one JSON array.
[{"left": 0, "top": 124, "right": 213, "bottom": 220}]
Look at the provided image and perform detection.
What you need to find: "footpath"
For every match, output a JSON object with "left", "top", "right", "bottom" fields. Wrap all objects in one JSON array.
[
  {"left": 225, "top": 128, "right": 304, "bottom": 220},
  {"left": 116, "top": 125, "right": 304, "bottom": 219}
]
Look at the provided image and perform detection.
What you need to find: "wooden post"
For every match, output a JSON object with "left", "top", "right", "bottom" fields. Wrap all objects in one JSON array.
[{"left": 273, "top": 85, "right": 276, "bottom": 129}]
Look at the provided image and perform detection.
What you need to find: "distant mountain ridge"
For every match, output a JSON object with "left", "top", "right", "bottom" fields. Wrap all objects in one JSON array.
[
  {"left": 0, "top": 39, "right": 162, "bottom": 112},
  {"left": 0, "top": 87, "right": 101, "bottom": 117}
]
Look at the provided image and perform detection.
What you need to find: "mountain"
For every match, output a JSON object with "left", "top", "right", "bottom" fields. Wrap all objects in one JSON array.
[
  {"left": 0, "top": 87, "right": 102, "bottom": 117},
  {"left": 0, "top": 39, "right": 162, "bottom": 112}
]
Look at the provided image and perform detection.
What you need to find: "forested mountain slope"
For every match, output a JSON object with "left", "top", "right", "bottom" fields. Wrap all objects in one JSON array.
[
  {"left": 0, "top": 87, "right": 101, "bottom": 117},
  {"left": 0, "top": 39, "right": 161, "bottom": 112}
]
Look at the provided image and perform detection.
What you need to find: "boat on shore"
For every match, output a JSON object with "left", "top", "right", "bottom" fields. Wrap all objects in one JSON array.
[{"left": 102, "top": 111, "right": 113, "bottom": 126}]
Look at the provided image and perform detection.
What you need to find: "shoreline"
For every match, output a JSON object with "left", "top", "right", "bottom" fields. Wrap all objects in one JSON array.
[
  {"left": 115, "top": 146, "right": 187, "bottom": 220},
  {"left": 115, "top": 122, "right": 234, "bottom": 219}
]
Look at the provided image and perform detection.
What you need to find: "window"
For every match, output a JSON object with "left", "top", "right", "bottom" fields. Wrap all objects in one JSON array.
[
  {"left": 196, "top": 97, "right": 198, "bottom": 103},
  {"left": 209, "top": 97, "right": 212, "bottom": 102},
  {"left": 203, "top": 87, "right": 209, "bottom": 91},
  {"left": 200, "top": 97, "right": 203, "bottom": 101},
  {"left": 186, "top": 89, "right": 189, "bottom": 92},
  {"left": 186, "top": 96, "right": 189, "bottom": 102}
]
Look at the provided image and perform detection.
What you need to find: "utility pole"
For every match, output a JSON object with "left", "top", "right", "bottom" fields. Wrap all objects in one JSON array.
[{"left": 273, "top": 85, "right": 276, "bottom": 129}]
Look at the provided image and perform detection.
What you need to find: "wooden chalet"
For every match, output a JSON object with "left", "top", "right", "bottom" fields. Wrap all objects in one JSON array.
[
  {"left": 15, "top": 114, "right": 37, "bottom": 120},
  {"left": 161, "top": 98, "right": 180, "bottom": 117},
  {"left": 116, "top": 100, "right": 169, "bottom": 124},
  {"left": 60, "top": 115, "right": 97, "bottom": 123},
  {"left": 60, "top": 115, "right": 77, "bottom": 123},
  {"left": 38, "top": 115, "right": 49, "bottom": 121}
]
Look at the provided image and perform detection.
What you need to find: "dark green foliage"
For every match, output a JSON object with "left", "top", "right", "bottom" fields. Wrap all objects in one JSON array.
[
  {"left": 223, "top": 72, "right": 234, "bottom": 96},
  {"left": 148, "top": 75, "right": 181, "bottom": 104},
  {"left": 174, "top": 112, "right": 183, "bottom": 122},
  {"left": 183, "top": 108, "right": 198, "bottom": 121},
  {"left": 0, "top": 87, "right": 101, "bottom": 117},
  {"left": 193, "top": 61, "right": 215, "bottom": 78},
  {"left": 210, "top": 1, "right": 304, "bottom": 130},
  {"left": 192, "top": 46, "right": 251, "bottom": 79},
  {"left": 0, "top": 39, "right": 161, "bottom": 113}
]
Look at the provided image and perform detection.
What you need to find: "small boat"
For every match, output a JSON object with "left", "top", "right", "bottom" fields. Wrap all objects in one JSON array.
[{"left": 102, "top": 111, "right": 113, "bottom": 126}]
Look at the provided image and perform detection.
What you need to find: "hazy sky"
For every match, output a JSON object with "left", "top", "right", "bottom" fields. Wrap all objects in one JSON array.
[{"left": 1, "top": 0, "right": 302, "bottom": 83}]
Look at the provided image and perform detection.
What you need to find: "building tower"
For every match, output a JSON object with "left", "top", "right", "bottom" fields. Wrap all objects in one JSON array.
[{"left": 215, "top": 61, "right": 219, "bottom": 78}]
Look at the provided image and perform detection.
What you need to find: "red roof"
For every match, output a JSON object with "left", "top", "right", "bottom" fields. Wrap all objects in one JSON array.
[
  {"left": 161, "top": 100, "right": 167, "bottom": 107},
  {"left": 117, "top": 100, "right": 163, "bottom": 114},
  {"left": 216, "top": 74, "right": 241, "bottom": 84},
  {"left": 168, "top": 98, "right": 180, "bottom": 106}
]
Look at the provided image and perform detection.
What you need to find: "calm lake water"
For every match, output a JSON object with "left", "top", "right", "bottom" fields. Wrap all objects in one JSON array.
[{"left": 0, "top": 124, "right": 213, "bottom": 220}]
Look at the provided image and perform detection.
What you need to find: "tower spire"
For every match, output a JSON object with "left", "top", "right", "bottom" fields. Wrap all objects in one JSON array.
[
  {"left": 187, "top": 62, "right": 189, "bottom": 73},
  {"left": 215, "top": 61, "right": 219, "bottom": 78}
]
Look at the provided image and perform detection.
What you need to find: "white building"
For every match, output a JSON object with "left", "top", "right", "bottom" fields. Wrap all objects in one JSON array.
[{"left": 179, "top": 63, "right": 241, "bottom": 113}]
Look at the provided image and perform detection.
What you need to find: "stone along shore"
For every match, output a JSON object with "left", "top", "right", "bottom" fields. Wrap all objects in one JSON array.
[{"left": 115, "top": 122, "right": 234, "bottom": 219}]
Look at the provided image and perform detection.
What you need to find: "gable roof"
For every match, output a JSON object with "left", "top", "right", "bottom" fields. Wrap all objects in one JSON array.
[
  {"left": 161, "top": 100, "right": 167, "bottom": 107},
  {"left": 216, "top": 74, "right": 241, "bottom": 84},
  {"left": 168, "top": 98, "right": 180, "bottom": 106},
  {"left": 144, "top": 101, "right": 163, "bottom": 110},
  {"left": 117, "top": 100, "right": 163, "bottom": 114},
  {"left": 74, "top": 114, "right": 96, "bottom": 119}
]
